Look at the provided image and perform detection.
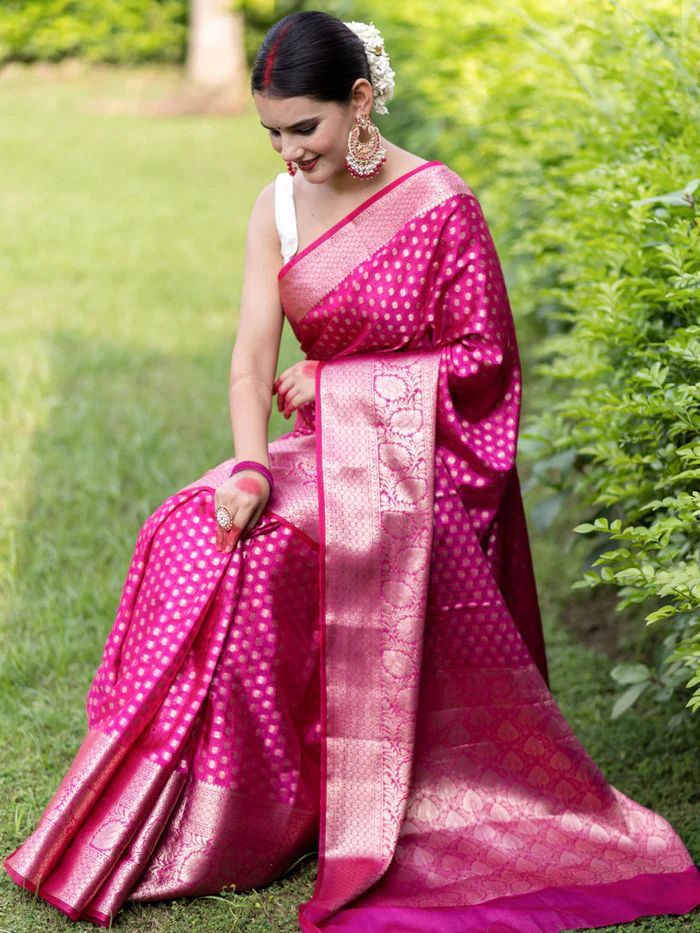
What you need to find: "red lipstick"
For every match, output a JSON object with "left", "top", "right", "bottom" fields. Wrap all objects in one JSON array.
[{"left": 298, "top": 156, "right": 319, "bottom": 172}]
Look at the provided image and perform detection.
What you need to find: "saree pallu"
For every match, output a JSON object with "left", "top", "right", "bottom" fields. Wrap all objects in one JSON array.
[{"left": 4, "top": 161, "right": 700, "bottom": 931}]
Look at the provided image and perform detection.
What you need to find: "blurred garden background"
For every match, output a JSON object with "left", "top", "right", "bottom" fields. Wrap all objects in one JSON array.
[{"left": 0, "top": 1, "right": 698, "bottom": 929}]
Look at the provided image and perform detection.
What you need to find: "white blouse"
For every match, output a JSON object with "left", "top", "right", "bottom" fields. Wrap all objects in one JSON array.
[{"left": 274, "top": 171, "right": 299, "bottom": 264}]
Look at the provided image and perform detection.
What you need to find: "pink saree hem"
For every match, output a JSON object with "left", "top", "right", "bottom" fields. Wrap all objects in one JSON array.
[
  {"left": 4, "top": 857, "right": 113, "bottom": 928},
  {"left": 300, "top": 865, "right": 700, "bottom": 932},
  {"left": 3, "top": 859, "right": 86, "bottom": 924}
]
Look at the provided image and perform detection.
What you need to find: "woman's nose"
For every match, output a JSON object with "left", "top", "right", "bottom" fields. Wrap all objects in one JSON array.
[{"left": 281, "top": 143, "right": 303, "bottom": 162}]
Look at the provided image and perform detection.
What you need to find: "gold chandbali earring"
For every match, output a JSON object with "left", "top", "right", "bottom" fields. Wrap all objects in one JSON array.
[{"left": 345, "top": 112, "right": 386, "bottom": 179}]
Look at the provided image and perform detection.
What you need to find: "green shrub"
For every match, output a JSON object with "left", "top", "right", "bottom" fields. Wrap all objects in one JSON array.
[
  {"left": 336, "top": 0, "right": 700, "bottom": 723},
  {"left": 490, "top": 7, "right": 700, "bottom": 726},
  {"left": 0, "top": 0, "right": 309, "bottom": 67},
  {"left": 0, "top": 0, "right": 188, "bottom": 64}
]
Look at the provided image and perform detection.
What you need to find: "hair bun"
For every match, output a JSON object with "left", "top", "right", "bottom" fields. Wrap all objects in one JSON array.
[{"left": 343, "top": 20, "right": 396, "bottom": 115}]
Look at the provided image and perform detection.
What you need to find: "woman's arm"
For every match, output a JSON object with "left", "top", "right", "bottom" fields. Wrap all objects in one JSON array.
[
  {"left": 213, "top": 182, "right": 284, "bottom": 553},
  {"left": 229, "top": 181, "right": 284, "bottom": 468}
]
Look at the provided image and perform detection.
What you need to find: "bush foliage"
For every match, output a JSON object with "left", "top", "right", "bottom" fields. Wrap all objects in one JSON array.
[
  {"left": 0, "top": 0, "right": 300, "bottom": 65},
  {"left": 0, "top": 0, "right": 188, "bottom": 64},
  {"left": 341, "top": 0, "right": 700, "bottom": 722}
]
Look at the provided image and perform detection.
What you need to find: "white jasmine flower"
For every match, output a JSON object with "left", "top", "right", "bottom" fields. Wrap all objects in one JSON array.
[{"left": 343, "top": 20, "right": 396, "bottom": 115}]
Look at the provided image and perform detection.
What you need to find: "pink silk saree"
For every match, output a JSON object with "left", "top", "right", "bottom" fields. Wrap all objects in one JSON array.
[{"left": 4, "top": 160, "right": 700, "bottom": 931}]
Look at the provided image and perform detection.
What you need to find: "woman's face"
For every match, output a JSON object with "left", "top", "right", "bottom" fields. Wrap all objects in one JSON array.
[{"left": 253, "top": 80, "right": 372, "bottom": 182}]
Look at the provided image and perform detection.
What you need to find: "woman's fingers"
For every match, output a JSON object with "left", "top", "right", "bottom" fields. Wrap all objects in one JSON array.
[
  {"left": 284, "top": 394, "right": 300, "bottom": 417},
  {"left": 276, "top": 373, "right": 292, "bottom": 395},
  {"left": 217, "top": 517, "right": 243, "bottom": 553},
  {"left": 223, "top": 502, "right": 259, "bottom": 550},
  {"left": 214, "top": 498, "right": 262, "bottom": 551},
  {"left": 283, "top": 386, "right": 307, "bottom": 417},
  {"left": 222, "top": 524, "right": 243, "bottom": 553},
  {"left": 244, "top": 506, "right": 263, "bottom": 533},
  {"left": 276, "top": 364, "right": 317, "bottom": 417},
  {"left": 275, "top": 367, "right": 304, "bottom": 398},
  {"left": 214, "top": 495, "right": 224, "bottom": 551},
  {"left": 277, "top": 378, "right": 293, "bottom": 411}
]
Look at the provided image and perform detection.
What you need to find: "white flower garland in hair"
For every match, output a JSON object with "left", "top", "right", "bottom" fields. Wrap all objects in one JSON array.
[{"left": 343, "top": 20, "right": 396, "bottom": 115}]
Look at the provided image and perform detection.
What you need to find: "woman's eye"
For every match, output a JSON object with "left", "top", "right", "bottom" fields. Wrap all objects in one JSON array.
[{"left": 268, "top": 126, "right": 317, "bottom": 137}]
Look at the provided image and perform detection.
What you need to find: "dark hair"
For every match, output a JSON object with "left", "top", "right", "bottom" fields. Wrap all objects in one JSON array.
[{"left": 250, "top": 11, "right": 371, "bottom": 108}]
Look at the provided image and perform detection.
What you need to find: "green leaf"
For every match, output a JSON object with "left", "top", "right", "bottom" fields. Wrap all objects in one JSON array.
[
  {"left": 645, "top": 605, "right": 678, "bottom": 624},
  {"left": 530, "top": 491, "right": 568, "bottom": 529},
  {"left": 610, "top": 662, "right": 652, "bottom": 685},
  {"left": 611, "top": 682, "right": 649, "bottom": 719},
  {"left": 632, "top": 178, "right": 699, "bottom": 208}
]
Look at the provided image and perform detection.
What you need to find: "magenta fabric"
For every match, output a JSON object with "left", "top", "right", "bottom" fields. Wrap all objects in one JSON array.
[
  {"left": 307, "top": 866, "right": 700, "bottom": 932},
  {"left": 4, "top": 160, "right": 700, "bottom": 931}
]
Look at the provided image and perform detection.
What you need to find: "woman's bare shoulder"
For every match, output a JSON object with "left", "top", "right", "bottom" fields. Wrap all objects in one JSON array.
[
  {"left": 236, "top": 179, "right": 284, "bottom": 283},
  {"left": 246, "top": 179, "right": 279, "bottom": 245}
]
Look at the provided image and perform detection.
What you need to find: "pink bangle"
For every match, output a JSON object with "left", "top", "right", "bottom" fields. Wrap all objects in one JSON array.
[{"left": 229, "top": 460, "right": 274, "bottom": 496}]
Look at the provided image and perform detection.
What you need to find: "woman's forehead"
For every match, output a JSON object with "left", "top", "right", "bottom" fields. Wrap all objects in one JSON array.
[{"left": 253, "top": 93, "right": 332, "bottom": 128}]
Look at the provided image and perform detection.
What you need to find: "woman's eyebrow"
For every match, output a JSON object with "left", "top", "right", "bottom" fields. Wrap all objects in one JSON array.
[{"left": 260, "top": 117, "right": 320, "bottom": 130}]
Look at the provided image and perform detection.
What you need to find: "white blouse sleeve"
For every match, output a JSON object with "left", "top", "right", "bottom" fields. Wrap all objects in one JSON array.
[{"left": 274, "top": 172, "right": 298, "bottom": 264}]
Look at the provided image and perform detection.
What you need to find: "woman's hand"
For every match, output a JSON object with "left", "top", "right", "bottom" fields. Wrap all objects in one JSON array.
[
  {"left": 273, "top": 360, "right": 319, "bottom": 419},
  {"left": 214, "top": 469, "right": 271, "bottom": 553}
]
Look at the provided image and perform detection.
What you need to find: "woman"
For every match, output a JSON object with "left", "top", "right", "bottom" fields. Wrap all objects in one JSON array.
[{"left": 4, "top": 10, "right": 700, "bottom": 931}]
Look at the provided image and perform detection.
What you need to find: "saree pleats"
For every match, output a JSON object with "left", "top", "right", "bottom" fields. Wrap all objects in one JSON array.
[{"left": 4, "top": 466, "right": 323, "bottom": 925}]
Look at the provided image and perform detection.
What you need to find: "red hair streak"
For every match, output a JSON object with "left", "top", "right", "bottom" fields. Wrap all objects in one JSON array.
[{"left": 263, "top": 23, "right": 291, "bottom": 89}]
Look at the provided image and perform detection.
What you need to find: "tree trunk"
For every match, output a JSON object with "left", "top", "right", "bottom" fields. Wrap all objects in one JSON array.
[{"left": 186, "top": 0, "right": 247, "bottom": 110}]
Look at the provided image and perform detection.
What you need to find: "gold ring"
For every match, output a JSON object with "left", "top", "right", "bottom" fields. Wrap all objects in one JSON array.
[{"left": 215, "top": 505, "right": 234, "bottom": 531}]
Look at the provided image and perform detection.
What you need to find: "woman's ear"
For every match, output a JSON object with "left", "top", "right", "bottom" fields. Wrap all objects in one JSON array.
[{"left": 350, "top": 77, "right": 374, "bottom": 115}]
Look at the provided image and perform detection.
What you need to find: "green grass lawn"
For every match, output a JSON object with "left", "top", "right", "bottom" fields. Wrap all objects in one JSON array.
[{"left": 0, "top": 66, "right": 698, "bottom": 932}]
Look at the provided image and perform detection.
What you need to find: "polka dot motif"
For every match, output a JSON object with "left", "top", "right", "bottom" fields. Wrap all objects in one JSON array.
[{"left": 425, "top": 484, "right": 532, "bottom": 669}]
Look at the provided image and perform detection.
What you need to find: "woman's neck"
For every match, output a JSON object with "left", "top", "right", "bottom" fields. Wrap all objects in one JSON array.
[{"left": 301, "top": 141, "right": 419, "bottom": 200}]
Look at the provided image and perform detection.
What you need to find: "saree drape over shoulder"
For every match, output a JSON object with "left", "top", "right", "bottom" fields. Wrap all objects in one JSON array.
[{"left": 5, "top": 161, "right": 700, "bottom": 931}]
